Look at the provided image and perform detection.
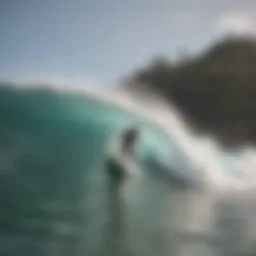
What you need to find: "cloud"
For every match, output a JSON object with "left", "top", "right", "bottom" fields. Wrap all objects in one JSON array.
[{"left": 216, "top": 12, "right": 255, "bottom": 35}]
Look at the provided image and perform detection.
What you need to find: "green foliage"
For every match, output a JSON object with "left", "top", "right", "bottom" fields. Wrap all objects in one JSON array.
[{"left": 128, "top": 36, "right": 256, "bottom": 148}]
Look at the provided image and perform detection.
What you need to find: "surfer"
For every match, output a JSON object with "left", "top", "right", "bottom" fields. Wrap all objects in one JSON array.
[{"left": 104, "top": 126, "right": 140, "bottom": 255}]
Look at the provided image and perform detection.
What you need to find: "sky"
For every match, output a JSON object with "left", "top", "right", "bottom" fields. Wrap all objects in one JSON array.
[{"left": 1, "top": 0, "right": 256, "bottom": 86}]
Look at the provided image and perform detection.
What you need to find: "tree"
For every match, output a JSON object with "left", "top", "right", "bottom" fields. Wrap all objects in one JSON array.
[{"left": 126, "top": 36, "right": 256, "bottom": 148}]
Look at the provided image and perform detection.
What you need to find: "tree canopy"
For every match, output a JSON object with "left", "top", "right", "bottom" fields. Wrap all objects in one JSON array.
[{"left": 126, "top": 36, "right": 256, "bottom": 148}]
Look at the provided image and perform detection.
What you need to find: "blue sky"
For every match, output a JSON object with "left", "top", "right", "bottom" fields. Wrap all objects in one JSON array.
[{"left": 1, "top": 0, "right": 255, "bottom": 86}]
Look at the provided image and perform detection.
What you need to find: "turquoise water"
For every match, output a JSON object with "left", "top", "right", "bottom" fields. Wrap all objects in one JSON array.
[{"left": 0, "top": 88, "right": 196, "bottom": 255}]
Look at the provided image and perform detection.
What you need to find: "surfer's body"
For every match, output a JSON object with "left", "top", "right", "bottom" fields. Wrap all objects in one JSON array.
[{"left": 105, "top": 127, "right": 140, "bottom": 255}]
